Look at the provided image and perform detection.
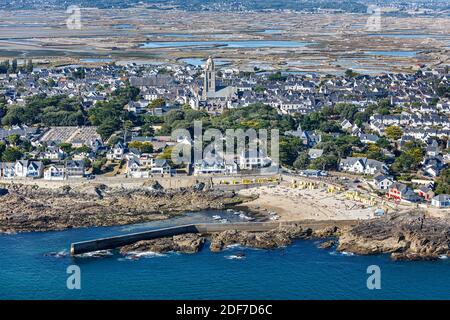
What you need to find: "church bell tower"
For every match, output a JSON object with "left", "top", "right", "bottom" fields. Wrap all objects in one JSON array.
[{"left": 203, "top": 56, "right": 216, "bottom": 99}]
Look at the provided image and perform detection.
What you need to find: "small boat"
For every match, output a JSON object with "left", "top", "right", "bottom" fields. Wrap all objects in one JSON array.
[
  {"left": 212, "top": 215, "right": 222, "bottom": 220},
  {"left": 236, "top": 252, "right": 246, "bottom": 258},
  {"left": 239, "top": 213, "right": 247, "bottom": 219},
  {"left": 233, "top": 211, "right": 240, "bottom": 215},
  {"left": 226, "top": 209, "right": 234, "bottom": 213},
  {"left": 219, "top": 219, "right": 229, "bottom": 223}
]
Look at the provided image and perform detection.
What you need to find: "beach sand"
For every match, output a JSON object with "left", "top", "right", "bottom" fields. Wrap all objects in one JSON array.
[{"left": 239, "top": 184, "right": 377, "bottom": 222}]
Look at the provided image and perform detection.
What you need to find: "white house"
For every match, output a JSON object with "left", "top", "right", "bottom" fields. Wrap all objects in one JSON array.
[
  {"left": 41, "top": 146, "right": 66, "bottom": 161},
  {"left": 431, "top": 194, "right": 450, "bottom": 208},
  {"left": 371, "top": 174, "right": 394, "bottom": 190},
  {"left": 107, "top": 142, "right": 125, "bottom": 161},
  {"left": 65, "top": 160, "right": 85, "bottom": 178},
  {"left": 339, "top": 157, "right": 388, "bottom": 175},
  {"left": 359, "top": 133, "right": 380, "bottom": 144},
  {"left": 239, "top": 150, "right": 271, "bottom": 170},
  {"left": 308, "top": 149, "right": 324, "bottom": 159},
  {"left": 127, "top": 157, "right": 150, "bottom": 178},
  {"left": 194, "top": 157, "right": 237, "bottom": 175},
  {"left": 44, "top": 165, "right": 66, "bottom": 181},
  {"left": 0, "top": 162, "right": 15, "bottom": 178},
  {"left": 151, "top": 159, "right": 171, "bottom": 175},
  {"left": 14, "top": 160, "right": 43, "bottom": 178}
]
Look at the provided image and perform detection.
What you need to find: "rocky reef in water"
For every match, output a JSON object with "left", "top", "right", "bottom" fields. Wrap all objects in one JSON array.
[
  {"left": 120, "top": 233, "right": 205, "bottom": 255},
  {"left": 119, "top": 224, "right": 341, "bottom": 256},
  {"left": 209, "top": 225, "right": 340, "bottom": 251},
  {"left": 209, "top": 225, "right": 316, "bottom": 251},
  {"left": 0, "top": 183, "right": 245, "bottom": 233},
  {"left": 337, "top": 210, "right": 450, "bottom": 261},
  {"left": 119, "top": 210, "right": 450, "bottom": 262}
]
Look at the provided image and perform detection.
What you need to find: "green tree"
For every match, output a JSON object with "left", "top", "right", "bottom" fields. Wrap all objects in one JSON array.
[
  {"left": 92, "top": 159, "right": 106, "bottom": 174},
  {"left": 366, "top": 144, "right": 385, "bottom": 162},
  {"left": 140, "top": 123, "right": 155, "bottom": 136},
  {"left": 377, "top": 99, "right": 393, "bottom": 115},
  {"left": 268, "top": 71, "right": 286, "bottom": 82},
  {"left": 435, "top": 169, "right": 450, "bottom": 195},
  {"left": 59, "top": 143, "right": 73, "bottom": 154},
  {"left": 9, "top": 59, "right": 17, "bottom": 73},
  {"left": 0, "top": 94, "right": 6, "bottom": 120},
  {"left": 376, "top": 137, "right": 391, "bottom": 149},
  {"left": 2, "top": 147, "right": 23, "bottom": 162},
  {"left": 279, "top": 137, "right": 303, "bottom": 166},
  {"left": 345, "top": 69, "right": 359, "bottom": 78},
  {"left": 437, "top": 85, "right": 450, "bottom": 98},
  {"left": 0, "top": 60, "right": 9, "bottom": 74},
  {"left": 0, "top": 141, "right": 5, "bottom": 159},
  {"left": 26, "top": 59, "right": 33, "bottom": 73},
  {"left": 385, "top": 125, "right": 403, "bottom": 141},
  {"left": 293, "top": 152, "right": 310, "bottom": 170},
  {"left": 6, "top": 134, "right": 20, "bottom": 146},
  {"left": 1, "top": 105, "right": 26, "bottom": 125},
  {"left": 391, "top": 143, "right": 424, "bottom": 174},
  {"left": 310, "top": 155, "right": 338, "bottom": 171},
  {"left": 148, "top": 98, "right": 165, "bottom": 109},
  {"left": 71, "top": 68, "right": 85, "bottom": 79},
  {"left": 158, "top": 146, "right": 174, "bottom": 160},
  {"left": 97, "top": 118, "right": 121, "bottom": 141},
  {"left": 76, "top": 145, "right": 92, "bottom": 154},
  {"left": 128, "top": 141, "right": 154, "bottom": 154},
  {"left": 1, "top": 94, "right": 86, "bottom": 126},
  {"left": 123, "top": 120, "right": 133, "bottom": 141},
  {"left": 113, "top": 83, "right": 140, "bottom": 102}
]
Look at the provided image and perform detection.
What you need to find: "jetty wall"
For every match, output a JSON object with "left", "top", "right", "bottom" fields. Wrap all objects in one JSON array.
[{"left": 70, "top": 222, "right": 281, "bottom": 256}]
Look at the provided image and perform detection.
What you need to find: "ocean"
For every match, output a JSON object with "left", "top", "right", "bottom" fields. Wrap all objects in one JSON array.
[{"left": 1, "top": 210, "right": 450, "bottom": 300}]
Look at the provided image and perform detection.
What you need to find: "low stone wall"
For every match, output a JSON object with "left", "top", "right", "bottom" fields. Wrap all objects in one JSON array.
[
  {"left": 70, "top": 222, "right": 281, "bottom": 255},
  {"left": 71, "top": 224, "right": 200, "bottom": 255},
  {"left": 0, "top": 174, "right": 281, "bottom": 190}
]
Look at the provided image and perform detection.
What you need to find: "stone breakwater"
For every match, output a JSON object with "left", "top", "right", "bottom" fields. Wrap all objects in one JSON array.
[
  {"left": 119, "top": 224, "right": 341, "bottom": 256},
  {"left": 0, "top": 183, "right": 246, "bottom": 233},
  {"left": 119, "top": 210, "right": 450, "bottom": 261}
]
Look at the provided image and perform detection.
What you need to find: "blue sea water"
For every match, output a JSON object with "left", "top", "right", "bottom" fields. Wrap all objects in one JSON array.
[
  {"left": 1, "top": 210, "right": 450, "bottom": 300},
  {"left": 365, "top": 50, "right": 418, "bottom": 57},
  {"left": 80, "top": 58, "right": 113, "bottom": 63}
]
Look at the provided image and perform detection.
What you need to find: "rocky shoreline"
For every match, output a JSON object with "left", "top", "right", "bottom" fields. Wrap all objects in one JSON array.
[
  {"left": 2, "top": 183, "right": 450, "bottom": 262},
  {"left": 337, "top": 210, "right": 450, "bottom": 261},
  {"left": 119, "top": 224, "right": 341, "bottom": 256},
  {"left": 119, "top": 210, "right": 450, "bottom": 262},
  {"left": 0, "top": 182, "right": 247, "bottom": 233}
]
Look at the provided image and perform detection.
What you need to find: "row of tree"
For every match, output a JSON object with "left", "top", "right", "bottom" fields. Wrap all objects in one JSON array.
[
  {"left": 1, "top": 94, "right": 86, "bottom": 127},
  {"left": 0, "top": 59, "right": 33, "bottom": 74}
]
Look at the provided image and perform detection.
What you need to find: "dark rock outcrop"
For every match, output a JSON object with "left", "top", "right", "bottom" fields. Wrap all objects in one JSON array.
[
  {"left": 0, "top": 184, "right": 245, "bottom": 233},
  {"left": 149, "top": 181, "right": 164, "bottom": 191},
  {"left": 209, "top": 224, "right": 313, "bottom": 252},
  {"left": 337, "top": 210, "right": 450, "bottom": 261},
  {"left": 193, "top": 182, "right": 206, "bottom": 192},
  {"left": 313, "top": 226, "right": 341, "bottom": 238},
  {"left": 120, "top": 233, "right": 205, "bottom": 255},
  {"left": 318, "top": 240, "right": 336, "bottom": 249}
]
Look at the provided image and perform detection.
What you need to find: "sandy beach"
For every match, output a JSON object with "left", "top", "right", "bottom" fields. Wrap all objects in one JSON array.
[{"left": 239, "top": 183, "right": 378, "bottom": 222}]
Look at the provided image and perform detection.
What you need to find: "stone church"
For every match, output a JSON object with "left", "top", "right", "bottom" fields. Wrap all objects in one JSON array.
[{"left": 190, "top": 56, "right": 237, "bottom": 113}]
